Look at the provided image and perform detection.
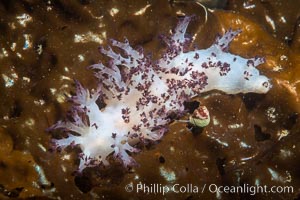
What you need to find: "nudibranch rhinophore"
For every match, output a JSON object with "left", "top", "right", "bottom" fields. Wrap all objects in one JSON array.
[{"left": 48, "top": 16, "right": 271, "bottom": 172}]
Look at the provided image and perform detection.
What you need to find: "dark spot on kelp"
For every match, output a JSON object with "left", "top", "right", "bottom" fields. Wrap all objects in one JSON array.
[
  {"left": 283, "top": 112, "right": 298, "bottom": 129},
  {"left": 254, "top": 124, "right": 271, "bottom": 141},
  {"left": 74, "top": 175, "right": 92, "bottom": 193},
  {"left": 0, "top": 184, "right": 23, "bottom": 198},
  {"left": 216, "top": 157, "right": 226, "bottom": 176},
  {"left": 159, "top": 156, "right": 165, "bottom": 163},
  {"left": 242, "top": 93, "right": 265, "bottom": 110},
  {"left": 9, "top": 100, "right": 22, "bottom": 118},
  {"left": 184, "top": 101, "right": 200, "bottom": 114}
]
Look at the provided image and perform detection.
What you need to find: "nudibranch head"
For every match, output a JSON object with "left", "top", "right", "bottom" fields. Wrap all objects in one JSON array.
[{"left": 243, "top": 74, "right": 272, "bottom": 94}]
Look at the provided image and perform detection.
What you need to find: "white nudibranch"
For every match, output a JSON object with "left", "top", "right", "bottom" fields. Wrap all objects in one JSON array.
[{"left": 48, "top": 16, "right": 271, "bottom": 172}]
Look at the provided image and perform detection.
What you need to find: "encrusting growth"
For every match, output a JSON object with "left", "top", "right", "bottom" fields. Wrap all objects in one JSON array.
[{"left": 48, "top": 16, "right": 271, "bottom": 172}]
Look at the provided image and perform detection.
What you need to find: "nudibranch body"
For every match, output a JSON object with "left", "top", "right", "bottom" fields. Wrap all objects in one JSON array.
[{"left": 49, "top": 16, "right": 271, "bottom": 172}]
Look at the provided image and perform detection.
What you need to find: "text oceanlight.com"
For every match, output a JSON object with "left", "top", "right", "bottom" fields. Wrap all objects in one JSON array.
[{"left": 125, "top": 183, "right": 294, "bottom": 196}]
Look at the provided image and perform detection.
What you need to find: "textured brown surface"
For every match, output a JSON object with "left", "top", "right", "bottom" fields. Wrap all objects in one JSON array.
[{"left": 0, "top": 0, "right": 299, "bottom": 199}]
